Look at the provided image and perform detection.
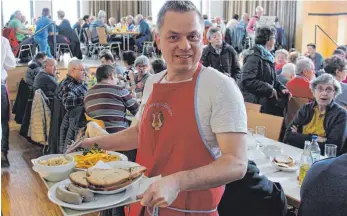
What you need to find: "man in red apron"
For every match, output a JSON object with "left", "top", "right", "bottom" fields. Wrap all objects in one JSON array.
[{"left": 80, "top": 1, "right": 248, "bottom": 215}]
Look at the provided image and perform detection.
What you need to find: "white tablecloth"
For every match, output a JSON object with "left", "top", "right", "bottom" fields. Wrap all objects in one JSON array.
[{"left": 247, "top": 136, "right": 304, "bottom": 206}]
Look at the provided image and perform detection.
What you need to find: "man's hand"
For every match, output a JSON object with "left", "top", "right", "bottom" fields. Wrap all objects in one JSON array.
[
  {"left": 270, "top": 89, "right": 278, "bottom": 100},
  {"left": 317, "top": 136, "right": 327, "bottom": 143},
  {"left": 137, "top": 175, "right": 180, "bottom": 208}
]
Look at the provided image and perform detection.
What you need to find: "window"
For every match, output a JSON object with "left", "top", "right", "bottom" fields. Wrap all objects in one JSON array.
[
  {"left": 52, "top": 0, "right": 78, "bottom": 24},
  {"left": 2, "top": 0, "right": 30, "bottom": 25}
]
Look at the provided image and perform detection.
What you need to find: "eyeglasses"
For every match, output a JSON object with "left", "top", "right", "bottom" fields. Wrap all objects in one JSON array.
[
  {"left": 315, "top": 87, "right": 335, "bottom": 94},
  {"left": 136, "top": 65, "right": 147, "bottom": 68}
]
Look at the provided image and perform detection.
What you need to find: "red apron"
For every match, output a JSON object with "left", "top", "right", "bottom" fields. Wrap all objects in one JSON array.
[{"left": 130, "top": 64, "right": 224, "bottom": 216}]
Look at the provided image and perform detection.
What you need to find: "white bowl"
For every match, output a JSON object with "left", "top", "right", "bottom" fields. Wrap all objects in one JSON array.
[
  {"left": 32, "top": 154, "right": 75, "bottom": 182},
  {"left": 260, "top": 145, "right": 283, "bottom": 158}
]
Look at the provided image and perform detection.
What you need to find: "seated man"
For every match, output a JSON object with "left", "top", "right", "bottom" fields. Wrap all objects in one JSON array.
[
  {"left": 278, "top": 63, "right": 296, "bottom": 86},
  {"left": 284, "top": 74, "right": 347, "bottom": 155},
  {"left": 201, "top": 26, "right": 241, "bottom": 82},
  {"left": 286, "top": 57, "right": 315, "bottom": 99},
  {"left": 25, "top": 52, "right": 47, "bottom": 86},
  {"left": 99, "top": 49, "right": 125, "bottom": 74},
  {"left": 305, "top": 43, "right": 324, "bottom": 73},
  {"left": 89, "top": 10, "right": 106, "bottom": 43},
  {"left": 134, "top": 14, "right": 151, "bottom": 52},
  {"left": 84, "top": 64, "right": 139, "bottom": 134},
  {"left": 8, "top": 10, "right": 33, "bottom": 43},
  {"left": 33, "top": 58, "right": 58, "bottom": 99},
  {"left": 59, "top": 58, "right": 88, "bottom": 111},
  {"left": 298, "top": 154, "right": 347, "bottom": 216},
  {"left": 72, "top": 18, "right": 84, "bottom": 36}
]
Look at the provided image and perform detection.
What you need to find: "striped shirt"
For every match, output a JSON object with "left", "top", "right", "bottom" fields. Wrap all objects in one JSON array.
[{"left": 84, "top": 84, "right": 139, "bottom": 133}]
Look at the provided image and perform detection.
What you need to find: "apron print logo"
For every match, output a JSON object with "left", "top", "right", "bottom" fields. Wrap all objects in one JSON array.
[{"left": 151, "top": 111, "right": 164, "bottom": 130}]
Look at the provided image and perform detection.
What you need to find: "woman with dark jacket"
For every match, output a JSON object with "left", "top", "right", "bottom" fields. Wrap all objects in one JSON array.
[
  {"left": 240, "top": 26, "right": 290, "bottom": 115},
  {"left": 284, "top": 74, "right": 347, "bottom": 155},
  {"left": 201, "top": 27, "right": 241, "bottom": 82},
  {"left": 57, "top": 10, "right": 82, "bottom": 59}
]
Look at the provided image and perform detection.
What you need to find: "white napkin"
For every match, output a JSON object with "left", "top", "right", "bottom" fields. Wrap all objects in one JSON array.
[{"left": 88, "top": 160, "right": 112, "bottom": 171}]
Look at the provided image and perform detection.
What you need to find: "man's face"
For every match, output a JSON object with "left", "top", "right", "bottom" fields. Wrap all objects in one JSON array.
[
  {"left": 307, "top": 46, "right": 315, "bottom": 55},
  {"left": 209, "top": 32, "right": 222, "bottom": 46},
  {"left": 156, "top": 11, "right": 203, "bottom": 74},
  {"left": 45, "top": 60, "right": 57, "bottom": 76},
  {"left": 71, "top": 64, "right": 87, "bottom": 82},
  {"left": 100, "top": 57, "right": 113, "bottom": 65}
]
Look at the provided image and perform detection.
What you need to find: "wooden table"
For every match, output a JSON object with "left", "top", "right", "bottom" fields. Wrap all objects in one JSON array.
[
  {"left": 109, "top": 32, "right": 140, "bottom": 51},
  {"left": 247, "top": 136, "right": 324, "bottom": 208}
]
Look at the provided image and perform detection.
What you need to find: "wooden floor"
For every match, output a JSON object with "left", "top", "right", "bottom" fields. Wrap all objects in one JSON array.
[{"left": 1, "top": 121, "right": 98, "bottom": 216}]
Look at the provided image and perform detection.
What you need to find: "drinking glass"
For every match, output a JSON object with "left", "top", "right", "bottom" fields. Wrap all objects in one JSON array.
[
  {"left": 255, "top": 126, "right": 266, "bottom": 148},
  {"left": 325, "top": 144, "right": 337, "bottom": 158}
]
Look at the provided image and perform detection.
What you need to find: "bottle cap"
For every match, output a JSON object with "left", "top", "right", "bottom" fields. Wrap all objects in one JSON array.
[{"left": 312, "top": 135, "right": 318, "bottom": 140}]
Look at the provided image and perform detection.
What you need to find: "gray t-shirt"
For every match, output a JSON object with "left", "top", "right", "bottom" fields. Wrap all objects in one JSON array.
[
  {"left": 335, "top": 82, "right": 347, "bottom": 107},
  {"left": 136, "top": 66, "right": 248, "bottom": 159}
]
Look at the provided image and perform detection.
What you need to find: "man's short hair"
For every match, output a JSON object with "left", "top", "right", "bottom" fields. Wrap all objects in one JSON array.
[
  {"left": 34, "top": 52, "right": 47, "bottom": 61},
  {"left": 42, "top": 8, "right": 50, "bottom": 16},
  {"left": 232, "top": 14, "right": 239, "bottom": 20},
  {"left": 99, "top": 50, "right": 115, "bottom": 62},
  {"left": 203, "top": 14, "right": 208, "bottom": 20},
  {"left": 122, "top": 51, "right": 136, "bottom": 66},
  {"left": 296, "top": 57, "right": 314, "bottom": 75},
  {"left": 336, "top": 45, "right": 347, "bottom": 53},
  {"left": 42, "top": 58, "right": 55, "bottom": 68},
  {"left": 307, "top": 43, "right": 316, "bottom": 49},
  {"left": 281, "top": 63, "right": 296, "bottom": 77},
  {"left": 151, "top": 59, "right": 167, "bottom": 74},
  {"left": 83, "top": 15, "right": 90, "bottom": 21},
  {"left": 333, "top": 49, "right": 346, "bottom": 58},
  {"left": 289, "top": 51, "right": 301, "bottom": 64},
  {"left": 95, "top": 65, "right": 116, "bottom": 82},
  {"left": 156, "top": 1, "right": 203, "bottom": 33},
  {"left": 207, "top": 27, "right": 221, "bottom": 40}
]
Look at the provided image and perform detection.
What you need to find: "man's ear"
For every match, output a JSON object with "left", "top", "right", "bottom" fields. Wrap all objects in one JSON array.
[{"left": 155, "top": 33, "right": 161, "bottom": 50}]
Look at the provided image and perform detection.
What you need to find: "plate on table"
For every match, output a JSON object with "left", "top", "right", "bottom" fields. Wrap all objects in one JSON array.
[
  {"left": 271, "top": 155, "right": 299, "bottom": 172},
  {"left": 68, "top": 151, "right": 128, "bottom": 171},
  {"left": 48, "top": 179, "right": 131, "bottom": 210},
  {"left": 86, "top": 161, "right": 144, "bottom": 195}
]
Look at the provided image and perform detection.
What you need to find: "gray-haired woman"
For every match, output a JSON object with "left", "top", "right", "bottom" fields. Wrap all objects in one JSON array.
[
  {"left": 284, "top": 73, "right": 347, "bottom": 155},
  {"left": 129, "top": 55, "right": 151, "bottom": 93}
]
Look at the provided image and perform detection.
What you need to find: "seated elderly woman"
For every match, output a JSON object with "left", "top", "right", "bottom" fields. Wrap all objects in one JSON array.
[
  {"left": 323, "top": 56, "right": 347, "bottom": 107},
  {"left": 89, "top": 10, "right": 107, "bottom": 43},
  {"left": 274, "top": 49, "right": 289, "bottom": 74},
  {"left": 284, "top": 74, "right": 347, "bottom": 155},
  {"left": 286, "top": 56, "right": 315, "bottom": 100},
  {"left": 129, "top": 55, "right": 151, "bottom": 93}
]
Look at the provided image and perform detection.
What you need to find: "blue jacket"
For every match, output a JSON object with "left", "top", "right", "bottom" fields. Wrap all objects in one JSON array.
[
  {"left": 138, "top": 19, "right": 151, "bottom": 41},
  {"left": 35, "top": 16, "right": 53, "bottom": 40},
  {"left": 231, "top": 20, "right": 247, "bottom": 51}
]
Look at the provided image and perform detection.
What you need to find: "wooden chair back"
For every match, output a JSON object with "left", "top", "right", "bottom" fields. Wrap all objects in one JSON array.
[
  {"left": 247, "top": 110, "right": 284, "bottom": 141},
  {"left": 285, "top": 97, "right": 310, "bottom": 126},
  {"left": 245, "top": 102, "right": 261, "bottom": 113},
  {"left": 96, "top": 27, "right": 108, "bottom": 44}
]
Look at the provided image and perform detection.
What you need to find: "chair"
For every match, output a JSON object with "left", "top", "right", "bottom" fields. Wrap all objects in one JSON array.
[
  {"left": 284, "top": 97, "right": 310, "bottom": 126},
  {"left": 96, "top": 27, "right": 122, "bottom": 59},
  {"left": 142, "top": 41, "right": 156, "bottom": 58},
  {"left": 85, "top": 28, "right": 98, "bottom": 59},
  {"left": 18, "top": 44, "right": 34, "bottom": 61},
  {"left": 245, "top": 102, "right": 261, "bottom": 113},
  {"left": 56, "top": 43, "right": 72, "bottom": 61},
  {"left": 247, "top": 110, "right": 284, "bottom": 141}
]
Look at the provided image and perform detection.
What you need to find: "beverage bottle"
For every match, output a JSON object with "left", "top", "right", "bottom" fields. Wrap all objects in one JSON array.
[
  {"left": 298, "top": 141, "right": 313, "bottom": 186},
  {"left": 311, "top": 135, "right": 321, "bottom": 162}
]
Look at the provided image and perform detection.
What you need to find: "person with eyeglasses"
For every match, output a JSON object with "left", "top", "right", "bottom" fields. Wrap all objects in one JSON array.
[
  {"left": 323, "top": 56, "right": 347, "bottom": 107},
  {"left": 286, "top": 56, "right": 316, "bottom": 100},
  {"left": 240, "top": 25, "right": 291, "bottom": 116},
  {"left": 284, "top": 73, "right": 347, "bottom": 155},
  {"left": 129, "top": 55, "right": 151, "bottom": 94},
  {"left": 58, "top": 58, "right": 88, "bottom": 111}
]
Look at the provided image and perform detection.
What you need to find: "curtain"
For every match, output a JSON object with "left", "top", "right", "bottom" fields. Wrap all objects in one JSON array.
[
  {"left": 89, "top": 0, "right": 152, "bottom": 22},
  {"left": 223, "top": 0, "right": 297, "bottom": 49}
]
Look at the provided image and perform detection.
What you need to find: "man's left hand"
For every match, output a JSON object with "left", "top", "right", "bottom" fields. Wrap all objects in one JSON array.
[{"left": 137, "top": 174, "right": 181, "bottom": 208}]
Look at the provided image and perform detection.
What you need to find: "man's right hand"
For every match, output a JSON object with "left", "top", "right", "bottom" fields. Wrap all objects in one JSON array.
[{"left": 270, "top": 89, "right": 278, "bottom": 100}]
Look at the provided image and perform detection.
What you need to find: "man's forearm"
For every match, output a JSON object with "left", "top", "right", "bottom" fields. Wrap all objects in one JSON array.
[
  {"left": 84, "top": 125, "right": 139, "bottom": 151},
  {"left": 174, "top": 154, "right": 247, "bottom": 192}
]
